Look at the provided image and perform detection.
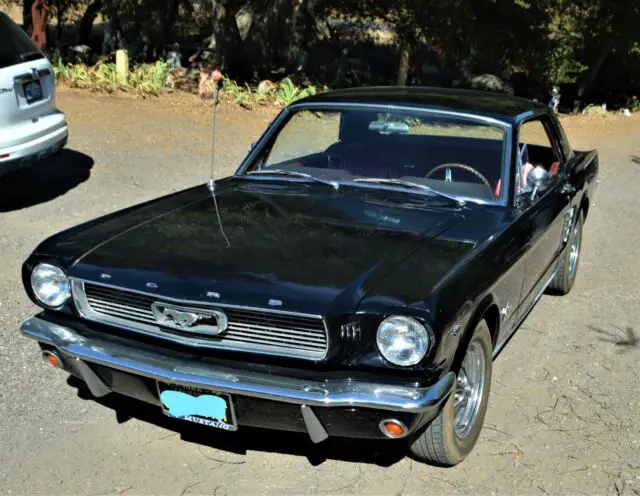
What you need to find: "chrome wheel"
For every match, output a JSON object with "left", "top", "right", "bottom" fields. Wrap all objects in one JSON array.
[
  {"left": 453, "top": 341, "right": 485, "bottom": 438},
  {"left": 568, "top": 224, "right": 581, "bottom": 277}
]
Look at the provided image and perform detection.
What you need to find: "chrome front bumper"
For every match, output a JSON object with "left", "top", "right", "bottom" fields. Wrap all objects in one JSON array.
[{"left": 21, "top": 316, "right": 455, "bottom": 441}]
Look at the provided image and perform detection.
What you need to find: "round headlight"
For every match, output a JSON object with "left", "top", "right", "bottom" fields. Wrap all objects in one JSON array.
[
  {"left": 376, "top": 315, "right": 431, "bottom": 366},
  {"left": 31, "top": 263, "right": 71, "bottom": 308}
]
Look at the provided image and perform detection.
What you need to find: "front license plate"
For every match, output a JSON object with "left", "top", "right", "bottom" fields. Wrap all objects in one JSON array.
[
  {"left": 157, "top": 382, "right": 237, "bottom": 431},
  {"left": 23, "top": 79, "right": 43, "bottom": 104}
]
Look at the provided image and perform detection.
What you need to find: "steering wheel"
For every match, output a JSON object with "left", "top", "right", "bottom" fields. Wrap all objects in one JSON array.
[{"left": 425, "top": 163, "right": 494, "bottom": 193}]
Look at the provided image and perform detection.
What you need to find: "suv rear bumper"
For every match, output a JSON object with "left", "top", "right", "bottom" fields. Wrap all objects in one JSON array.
[
  {"left": 21, "top": 316, "right": 455, "bottom": 442},
  {"left": 0, "top": 123, "right": 68, "bottom": 174}
]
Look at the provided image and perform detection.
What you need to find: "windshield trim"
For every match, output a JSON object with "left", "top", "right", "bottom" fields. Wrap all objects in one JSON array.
[{"left": 234, "top": 101, "right": 513, "bottom": 208}]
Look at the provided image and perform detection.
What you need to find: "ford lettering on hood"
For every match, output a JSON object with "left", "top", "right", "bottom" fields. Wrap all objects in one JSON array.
[{"left": 56, "top": 181, "right": 474, "bottom": 316}]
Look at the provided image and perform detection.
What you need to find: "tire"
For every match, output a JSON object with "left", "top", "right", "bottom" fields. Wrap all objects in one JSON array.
[
  {"left": 549, "top": 209, "right": 583, "bottom": 295},
  {"left": 409, "top": 320, "right": 493, "bottom": 466}
]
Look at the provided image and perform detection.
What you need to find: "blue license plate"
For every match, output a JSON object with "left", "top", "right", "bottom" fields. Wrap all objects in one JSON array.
[{"left": 157, "top": 382, "right": 237, "bottom": 431}]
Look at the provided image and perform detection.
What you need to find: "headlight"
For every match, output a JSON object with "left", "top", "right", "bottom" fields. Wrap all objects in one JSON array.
[
  {"left": 31, "top": 263, "right": 71, "bottom": 308},
  {"left": 376, "top": 315, "right": 431, "bottom": 366}
]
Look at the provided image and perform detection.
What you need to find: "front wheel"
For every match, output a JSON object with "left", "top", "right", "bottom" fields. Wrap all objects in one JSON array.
[
  {"left": 549, "top": 209, "right": 584, "bottom": 295},
  {"left": 409, "top": 320, "right": 493, "bottom": 466}
]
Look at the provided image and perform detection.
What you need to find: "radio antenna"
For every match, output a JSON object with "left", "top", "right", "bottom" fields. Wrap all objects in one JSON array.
[
  {"left": 205, "top": 68, "right": 230, "bottom": 248},
  {"left": 208, "top": 69, "right": 223, "bottom": 193}
]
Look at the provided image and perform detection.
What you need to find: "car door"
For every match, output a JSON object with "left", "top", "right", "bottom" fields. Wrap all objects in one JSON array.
[{"left": 514, "top": 115, "right": 573, "bottom": 308}]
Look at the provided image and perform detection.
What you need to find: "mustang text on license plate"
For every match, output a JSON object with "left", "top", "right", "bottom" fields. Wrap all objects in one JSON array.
[{"left": 157, "top": 382, "right": 237, "bottom": 431}]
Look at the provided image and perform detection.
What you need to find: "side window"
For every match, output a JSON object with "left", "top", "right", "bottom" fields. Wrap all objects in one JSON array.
[{"left": 516, "top": 117, "right": 562, "bottom": 196}]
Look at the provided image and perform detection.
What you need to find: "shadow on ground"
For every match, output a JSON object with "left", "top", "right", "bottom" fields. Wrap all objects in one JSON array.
[
  {"left": 588, "top": 325, "right": 639, "bottom": 353},
  {"left": 67, "top": 376, "right": 409, "bottom": 468},
  {"left": 0, "top": 149, "right": 94, "bottom": 212},
  {"left": 631, "top": 155, "right": 640, "bottom": 164}
]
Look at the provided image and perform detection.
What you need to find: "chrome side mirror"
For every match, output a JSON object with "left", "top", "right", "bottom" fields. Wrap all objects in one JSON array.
[{"left": 528, "top": 166, "right": 549, "bottom": 200}]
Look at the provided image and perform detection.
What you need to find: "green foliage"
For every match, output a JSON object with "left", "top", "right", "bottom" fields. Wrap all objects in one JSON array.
[
  {"left": 127, "top": 60, "right": 172, "bottom": 94},
  {"left": 581, "top": 103, "right": 608, "bottom": 116},
  {"left": 22, "top": 0, "right": 640, "bottom": 108},
  {"left": 219, "top": 76, "right": 329, "bottom": 109},
  {"left": 53, "top": 57, "right": 171, "bottom": 95},
  {"left": 275, "top": 78, "right": 319, "bottom": 106},
  {"left": 627, "top": 96, "right": 640, "bottom": 112},
  {"left": 537, "top": 1, "right": 590, "bottom": 84}
]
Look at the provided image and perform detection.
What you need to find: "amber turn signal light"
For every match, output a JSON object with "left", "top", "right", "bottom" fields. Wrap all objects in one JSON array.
[
  {"left": 42, "top": 350, "right": 63, "bottom": 369},
  {"left": 379, "top": 419, "right": 408, "bottom": 438}
]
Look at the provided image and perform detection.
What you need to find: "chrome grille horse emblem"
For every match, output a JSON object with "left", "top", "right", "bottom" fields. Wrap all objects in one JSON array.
[{"left": 151, "top": 302, "right": 228, "bottom": 335}]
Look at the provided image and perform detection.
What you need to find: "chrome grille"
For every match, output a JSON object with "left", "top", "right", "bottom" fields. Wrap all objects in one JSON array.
[{"left": 72, "top": 280, "right": 329, "bottom": 360}]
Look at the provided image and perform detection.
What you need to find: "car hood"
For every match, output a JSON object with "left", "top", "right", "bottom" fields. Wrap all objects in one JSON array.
[{"left": 48, "top": 180, "right": 475, "bottom": 315}]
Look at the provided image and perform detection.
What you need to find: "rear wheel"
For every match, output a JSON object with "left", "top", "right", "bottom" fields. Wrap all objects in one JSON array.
[
  {"left": 549, "top": 209, "right": 583, "bottom": 295},
  {"left": 409, "top": 320, "right": 493, "bottom": 466}
]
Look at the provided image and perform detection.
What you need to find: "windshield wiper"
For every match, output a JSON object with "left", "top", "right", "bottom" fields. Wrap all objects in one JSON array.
[
  {"left": 243, "top": 169, "right": 340, "bottom": 190},
  {"left": 19, "top": 51, "right": 44, "bottom": 62},
  {"left": 346, "top": 177, "right": 466, "bottom": 206}
]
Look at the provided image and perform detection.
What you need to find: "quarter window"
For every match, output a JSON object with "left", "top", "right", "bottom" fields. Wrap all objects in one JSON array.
[{"left": 516, "top": 117, "right": 562, "bottom": 195}]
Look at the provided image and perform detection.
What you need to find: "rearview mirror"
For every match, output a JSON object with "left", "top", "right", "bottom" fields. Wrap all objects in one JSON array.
[{"left": 368, "top": 120, "right": 410, "bottom": 134}]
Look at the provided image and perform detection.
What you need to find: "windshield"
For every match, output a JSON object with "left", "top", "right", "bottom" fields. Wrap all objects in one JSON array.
[
  {"left": 0, "top": 13, "right": 45, "bottom": 70},
  {"left": 242, "top": 107, "right": 508, "bottom": 203}
]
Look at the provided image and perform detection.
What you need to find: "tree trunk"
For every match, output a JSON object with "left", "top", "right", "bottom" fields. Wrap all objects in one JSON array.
[
  {"left": 56, "top": 3, "right": 63, "bottom": 45},
  {"left": 30, "top": 0, "right": 47, "bottom": 49},
  {"left": 242, "top": 0, "right": 290, "bottom": 76},
  {"left": 162, "top": 0, "right": 179, "bottom": 45},
  {"left": 77, "top": 0, "right": 103, "bottom": 45},
  {"left": 572, "top": 44, "right": 612, "bottom": 112},
  {"left": 104, "top": 0, "right": 125, "bottom": 51},
  {"left": 208, "top": 0, "right": 244, "bottom": 76},
  {"left": 285, "top": 0, "right": 319, "bottom": 73},
  {"left": 23, "top": 0, "right": 35, "bottom": 32},
  {"left": 396, "top": 41, "right": 411, "bottom": 86},
  {"left": 147, "top": 0, "right": 180, "bottom": 59}
]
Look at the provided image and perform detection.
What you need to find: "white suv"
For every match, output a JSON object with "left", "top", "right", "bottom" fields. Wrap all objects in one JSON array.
[{"left": 0, "top": 11, "right": 68, "bottom": 179}]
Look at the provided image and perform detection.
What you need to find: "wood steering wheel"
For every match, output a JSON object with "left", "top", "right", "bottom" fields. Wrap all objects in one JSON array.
[{"left": 425, "top": 163, "right": 494, "bottom": 192}]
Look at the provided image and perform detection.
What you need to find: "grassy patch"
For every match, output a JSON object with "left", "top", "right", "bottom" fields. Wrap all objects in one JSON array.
[
  {"left": 51, "top": 54, "right": 331, "bottom": 106},
  {"left": 213, "top": 76, "right": 330, "bottom": 109},
  {"left": 53, "top": 58, "right": 171, "bottom": 96}
]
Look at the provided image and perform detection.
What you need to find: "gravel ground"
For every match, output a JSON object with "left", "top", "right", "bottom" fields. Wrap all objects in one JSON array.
[{"left": 0, "top": 90, "right": 639, "bottom": 495}]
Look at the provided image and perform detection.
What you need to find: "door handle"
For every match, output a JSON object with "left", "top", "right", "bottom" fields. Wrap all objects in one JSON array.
[{"left": 560, "top": 183, "right": 576, "bottom": 195}]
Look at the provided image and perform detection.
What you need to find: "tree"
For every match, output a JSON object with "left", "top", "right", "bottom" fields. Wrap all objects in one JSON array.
[
  {"left": 76, "top": 0, "right": 102, "bottom": 45},
  {"left": 334, "top": 0, "right": 428, "bottom": 86},
  {"left": 48, "top": 0, "right": 74, "bottom": 43},
  {"left": 21, "top": 0, "right": 34, "bottom": 31},
  {"left": 570, "top": 0, "right": 640, "bottom": 110}
]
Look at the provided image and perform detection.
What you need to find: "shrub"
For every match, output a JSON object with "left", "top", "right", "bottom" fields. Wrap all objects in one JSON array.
[
  {"left": 218, "top": 76, "right": 329, "bottom": 109},
  {"left": 53, "top": 57, "right": 171, "bottom": 95}
]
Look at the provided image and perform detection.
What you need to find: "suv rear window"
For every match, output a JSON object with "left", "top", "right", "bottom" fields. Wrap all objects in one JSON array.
[{"left": 0, "top": 12, "right": 45, "bottom": 70}]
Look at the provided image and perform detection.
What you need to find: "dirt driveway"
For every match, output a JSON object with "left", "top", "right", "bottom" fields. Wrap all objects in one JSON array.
[{"left": 0, "top": 90, "right": 638, "bottom": 495}]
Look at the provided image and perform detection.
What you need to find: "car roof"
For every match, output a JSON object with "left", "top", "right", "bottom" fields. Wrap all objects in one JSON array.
[{"left": 295, "top": 86, "right": 551, "bottom": 124}]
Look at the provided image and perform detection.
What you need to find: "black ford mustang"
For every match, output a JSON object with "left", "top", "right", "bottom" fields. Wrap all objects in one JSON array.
[{"left": 20, "top": 87, "right": 599, "bottom": 466}]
